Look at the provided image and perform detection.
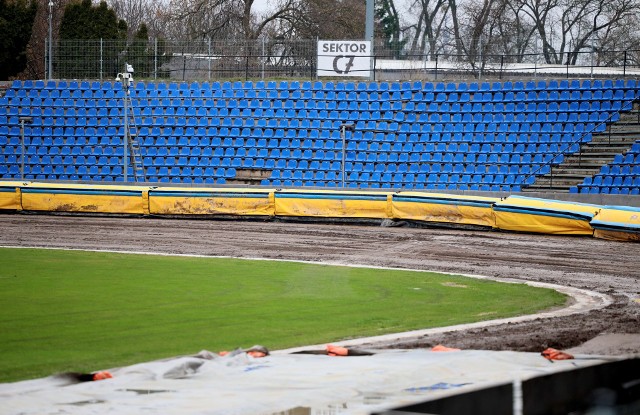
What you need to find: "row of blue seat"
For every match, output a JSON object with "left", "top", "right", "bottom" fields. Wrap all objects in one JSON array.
[
  {"left": 0, "top": 138, "right": 572, "bottom": 159},
  {"left": 1, "top": 112, "right": 615, "bottom": 133},
  {"left": 1, "top": 133, "right": 593, "bottom": 155},
  {"left": 4, "top": 98, "right": 623, "bottom": 118},
  {"left": 11, "top": 78, "right": 638, "bottom": 94},
  {"left": 1, "top": 118, "right": 608, "bottom": 139},
  {"left": 0, "top": 159, "right": 567, "bottom": 184},
  {"left": 575, "top": 186, "right": 640, "bottom": 195},
  {"left": 6, "top": 90, "right": 635, "bottom": 109},
  {"left": 581, "top": 175, "right": 640, "bottom": 187},
  {"left": 7, "top": 87, "right": 636, "bottom": 104}
]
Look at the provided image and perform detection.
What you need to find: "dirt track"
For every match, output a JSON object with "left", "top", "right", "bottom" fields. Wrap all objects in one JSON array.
[{"left": 1, "top": 213, "right": 638, "bottom": 355}]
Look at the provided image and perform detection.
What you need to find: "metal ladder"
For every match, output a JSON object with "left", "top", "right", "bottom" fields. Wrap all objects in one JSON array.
[{"left": 123, "top": 88, "right": 146, "bottom": 182}]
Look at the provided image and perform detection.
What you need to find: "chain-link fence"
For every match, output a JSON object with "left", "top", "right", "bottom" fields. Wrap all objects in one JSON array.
[{"left": 46, "top": 38, "right": 640, "bottom": 82}]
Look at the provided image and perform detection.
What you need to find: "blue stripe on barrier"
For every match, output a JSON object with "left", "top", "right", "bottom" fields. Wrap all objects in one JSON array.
[
  {"left": 590, "top": 221, "right": 640, "bottom": 231},
  {"left": 601, "top": 205, "right": 640, "bottom": 213},
  {"left": 493, "top": 206, "right": 594, "bottom": 221},
  {"left": 275, "top": 193, "right": 387, "bottom": 201},
  {"left": 0, "top": 187, "right": 16, "bottom": 193},
  {"left": 21, "top": 188, "right": 142, "bottom": 197},
  {"left": 393, "top": 195, "right": 494, "bottom": 208},
  {"left": 151, "top": 191, "right": 270, "bottom": 198}
]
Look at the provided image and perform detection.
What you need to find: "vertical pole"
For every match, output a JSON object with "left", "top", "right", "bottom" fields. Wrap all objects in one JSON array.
[
  {"left": 623, "top": 51, "right": 627, "bottom": 77},
  {"left": 208, "top": 38, "right": 212, "bottom": 80},
  {"left": 123, "top": 66, "right": 129, "bottom": 183},
  {"left": 365, "top": 0, "right": 374, "bottom": 80},
  {"left": 262, "top": 38, "right": 265, "bottom": 80},
  {"left": 48, "top": 0, "right": 53, "bottom": 80},
  {"left": 341, "top": 125, "right": 346, "bottom": 188},
  {"left": 590, "top": 37, "right": 594, "bottom": 79},
  {"left": 435, "top": 54, "right": 439, "bottom": 80},
  {"left": 100, "top": 38, "right": 103, "bottom": 81},
  {"left": 513, "top": 378, "right": 523, "bottom": 415},
  {"left": 20, "top": 119, "right": 25, "bottom": 180},
  {"left": 478, "top": 35, "right": 483, "bottom": 80},
  {"left": 154, "top": 38, "right": 158, "bottom": 80}
]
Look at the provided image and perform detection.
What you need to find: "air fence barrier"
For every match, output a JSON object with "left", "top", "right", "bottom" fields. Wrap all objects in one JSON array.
[{"left": 1, "top": 181, "right": 639, "bottom": 241}]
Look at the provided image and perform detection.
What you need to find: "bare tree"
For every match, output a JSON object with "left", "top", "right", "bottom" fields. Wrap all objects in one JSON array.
[
  {"left": 518, "top": 0, "right": 639, "bottom": 64},
  {"left": 406, "top": 0, "right": 449, "bottom": 59}
]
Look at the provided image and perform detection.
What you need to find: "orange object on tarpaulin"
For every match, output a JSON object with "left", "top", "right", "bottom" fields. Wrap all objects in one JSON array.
[
  {"left": 92, "top": 371, "right": 113, "bottom": 381},
  {"left": 541, "top": 347, "right": 574, "bottom": 361},
  {"left": 431, "top": 344, "right": 461, "bottom": 352},
  {"left": 326, "top": 344, "right": 349, "bottom": 356}
]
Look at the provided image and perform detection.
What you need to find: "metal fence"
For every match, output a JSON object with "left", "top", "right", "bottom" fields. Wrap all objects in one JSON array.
[{"left": 46, "top": 38, "right": 640, "bottom": 82}]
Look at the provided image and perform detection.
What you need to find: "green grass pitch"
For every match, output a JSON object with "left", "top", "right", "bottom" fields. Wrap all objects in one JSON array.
[{"left": 0, "top": 247, "right": 566, "bottom": 382}]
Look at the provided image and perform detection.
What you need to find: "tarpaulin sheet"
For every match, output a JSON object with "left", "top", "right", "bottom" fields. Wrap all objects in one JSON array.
[
  {"left": 274, "top": 190, "right": 390, "bottom": 218},
  {"left": 0, "top": 349, "right": 611, "bottom": 415},
  {"left": 591, "top": 205, "right": 640, "bottom": 242},
  {"left": 493, "top": 195, "right": 599, "bottom": 235},
  {"left": 19, "top": 183, "right": 147, "bottom": 214},
  {"left": 148, "top": 188, "right": 274, "bottom": 216},
  {"left": 391, "top": 192, "right": 499, "bottom": 227},
  {"left": 0, "top": 182, "right": 22, "bottom": 210}
]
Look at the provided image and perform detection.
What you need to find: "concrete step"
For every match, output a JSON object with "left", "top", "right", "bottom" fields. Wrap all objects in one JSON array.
[{"left": 521, "top": 185, "right": 574, "bottom": 192}]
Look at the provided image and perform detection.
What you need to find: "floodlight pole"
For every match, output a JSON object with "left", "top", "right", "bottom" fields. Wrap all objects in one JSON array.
[
  {"left": 19, "top": 117, "right": 33, "bottom": 180},
  {"left": 123, "top": 74, "right": 129, "bottom": 182},
  {"left": 48, "top": 0, "right": 53, "bottom": 79},
  {"left": 340, "top": 123, "right": 354, "bottom": 188},
  {"left": 117, "top": 63, "right": 133, "bottom": 182}
]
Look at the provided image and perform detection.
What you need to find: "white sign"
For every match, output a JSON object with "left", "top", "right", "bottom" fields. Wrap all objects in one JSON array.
[{"left": 317, "top": 40, "right": 371, "bottom": 77}]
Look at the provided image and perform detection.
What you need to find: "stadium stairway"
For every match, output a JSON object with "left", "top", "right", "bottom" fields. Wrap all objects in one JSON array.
[{"left": 524, "top": 103, "right": 640, "bottom": 193}]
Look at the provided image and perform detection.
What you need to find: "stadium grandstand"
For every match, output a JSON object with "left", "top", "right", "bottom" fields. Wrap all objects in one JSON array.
[{"left": 1, "top": 77, "right": 639, "bottom": 195}]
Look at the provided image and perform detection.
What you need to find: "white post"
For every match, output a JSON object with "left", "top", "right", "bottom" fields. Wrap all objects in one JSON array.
[{"left": 513, "top": 377, "right": 523, "bottom": 415}]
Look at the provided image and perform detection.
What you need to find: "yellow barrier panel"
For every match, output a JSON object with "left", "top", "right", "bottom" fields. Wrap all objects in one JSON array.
[
  {"left": 0, "top": 182, "right": 23, "bottom": 210},
  {"left": 591, "top": 206, "right": 640, "bottom": 242},
  {"left": 20, "top": 183, "right": 146, "bottom": 214},
  {"left": 5, "top": 182, "right": 640, "bottom": 242},
  {"left": 148, "top": 188, "right": 275, "bottom": 216},
  {"left": 493, "top": 196, "right": 599, "bottom": 235},
  {"left": 391, "top": 192, "right": 499, "bottom": 227},
  {"left": 274, "top": 190, "right": 389, "bottom": 218}
]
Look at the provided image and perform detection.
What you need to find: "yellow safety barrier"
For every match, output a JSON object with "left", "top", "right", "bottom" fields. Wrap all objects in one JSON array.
[
  {"left": 274, "top": 189, "right": 389, "bottom": 219},
  {"left": 493, "top": 195, "right": 599, "bottom": 235},
  {"left": 591, "top": 205, "right": 640, "bottom": 241},
  {"left": 0, "top": 182, "right": 24, "bottom": 210},
  {"left": 391, "top": 192, "right": 498, "bottom": 227},
  {"left": 19, "top": 183, "right": 147, "bottom": 214},
  {"left": 1, "top": 182, "right": 638, "bottom": 242},
  {"left": 148, "top": 187, "right": 274, "bottom": 216}
]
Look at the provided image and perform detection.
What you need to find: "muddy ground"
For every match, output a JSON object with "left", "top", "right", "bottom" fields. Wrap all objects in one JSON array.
[{"left": 1, "top": 213, "right": 638, "bottom": 355}]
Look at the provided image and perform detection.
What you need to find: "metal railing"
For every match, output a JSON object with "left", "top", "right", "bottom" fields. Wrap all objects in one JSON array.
[{"left": 521, "top": 96, "right": 640, "bottom": 189}]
